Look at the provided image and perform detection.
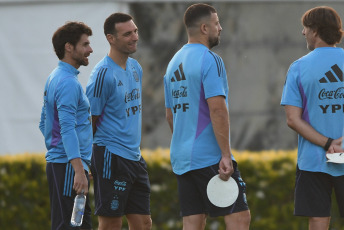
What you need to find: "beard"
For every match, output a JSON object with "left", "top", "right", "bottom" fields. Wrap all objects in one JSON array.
[
  {"left": 73, "top": 54, "right": 89, "bottom": 67},
  {"left": 79, "top": 58, "right": 89, "bottom": 67},
  {"left": 209, "top": 36, "right": 220, "bottom": 49}
]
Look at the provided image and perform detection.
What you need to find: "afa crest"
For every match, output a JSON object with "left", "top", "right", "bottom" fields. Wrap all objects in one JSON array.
[
  {"left": 111, "top": 199, "right": 119, "bottom": 210},
  {"left": 133, "top": 70, "right": 139, "bottom": 82}
]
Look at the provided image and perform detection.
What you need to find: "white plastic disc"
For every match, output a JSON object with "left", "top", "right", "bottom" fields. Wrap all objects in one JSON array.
[
  {"left": 206, "top": 175, "right": 239, "bottom": 208},
  {"left": 326, "top": 153, "right": 344, "bottom": 164}
]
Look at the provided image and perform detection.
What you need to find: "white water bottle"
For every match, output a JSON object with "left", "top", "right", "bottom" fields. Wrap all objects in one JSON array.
[{"left": 71, "top": 192, "right": 86, "bottom": 226}]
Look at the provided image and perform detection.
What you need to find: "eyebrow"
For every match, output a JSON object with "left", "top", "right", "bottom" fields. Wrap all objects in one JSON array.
[{"left": 122, "top": 29, "right": 138, "bottom": 36}]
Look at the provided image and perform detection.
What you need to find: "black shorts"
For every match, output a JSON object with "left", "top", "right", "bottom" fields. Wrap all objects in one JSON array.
[
  {"left": 176, "top": 161, "right": 249, "bottom": 217},
  {"left": 46, "top": 162, "right": 92, "bottom": 230},
  {"left": 91, "top": 145, "right": 151, "bottom": 217},
  {"left": 294, "top": 165, "right": 344, "bottom": 217}
]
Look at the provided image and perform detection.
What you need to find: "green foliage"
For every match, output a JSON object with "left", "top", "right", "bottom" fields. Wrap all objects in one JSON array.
[
  {"left": 1, "top": 151, "right": 344, "bottom": 230},
  {"left": 148, "top": 161, "right": 181, "bottom": 230},
  {"left": 0, "top": 154, "right": 50, "bottom": 230}
]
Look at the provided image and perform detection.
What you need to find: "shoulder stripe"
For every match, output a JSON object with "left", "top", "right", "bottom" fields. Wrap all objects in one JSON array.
[
  {"left": 216, "top": 54, "right": 223, "bottom": 76},
  {"left": 93, "top": 68, "right": 102, "bottom": 97},
  {"left": 208, "top": 51, "right": 222, "bottom": 76},
  {"left": 94, "top": 68, "right": 107, "bottom": 98},
  {"left": 99, "top": 69, "right": 106, "bottom": 96},
  {"left": 218, "top": 55, "right": 223, "bottom": 75}
]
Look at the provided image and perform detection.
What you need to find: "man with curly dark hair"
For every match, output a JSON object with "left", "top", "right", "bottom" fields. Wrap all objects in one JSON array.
[{"left": 39, "top": 21, "right": 93, "bottom": 230}]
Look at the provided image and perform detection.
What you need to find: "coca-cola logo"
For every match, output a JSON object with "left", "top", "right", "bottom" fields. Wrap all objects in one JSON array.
[
  {"left": 318, "top": 87, "right": 344, "bottom": 100},
  {"left": 125, "top": 88, "right": 140, "bottom": 103},
  {"left": 114, "top": 180, "right": 127, "bottom": 186},
  {"left": 172, "top": 86, "right": 187, "bottom": 98}
]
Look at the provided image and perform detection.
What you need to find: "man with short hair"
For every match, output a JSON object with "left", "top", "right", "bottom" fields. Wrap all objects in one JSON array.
[
  {"left": 39, "top": 21, "right": 93, "bottom": 230},
  {"left": 164, "top": 3, "right": 250, "bottom": 230},
  {"left": 86, "top": 13, "right": 151, "bottom": 230},
  {"left": 281, "top": 6, "right": 344, "bottom": 230}
]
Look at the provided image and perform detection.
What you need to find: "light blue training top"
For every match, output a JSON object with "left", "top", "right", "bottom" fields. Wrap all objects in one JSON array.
[
  {"left": 164, "top": 43, "right": 234, "bottom": 175},
  {"left": 86, "top": 55, "right": 142, "bottom": 161},
  {"left": 39, "top": 61, "right": 92, "bottom": 171},
  {"left": 281, "top": 47, "right": 344, "bottom": 176}
]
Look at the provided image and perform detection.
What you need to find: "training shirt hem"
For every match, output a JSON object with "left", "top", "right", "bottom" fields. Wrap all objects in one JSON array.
[
  {"left": 45, "top": 158, "right": 90, "bottom": 172},
  {"left": 205, "top": 92, "right": 226, "bottom": 100},
  {"left": 173, "top": 158, "right": 237, "bottom": 175},
  {"left": 93, "top": 144, "right": 141, "bottom": 161},
  {"left": 280, "top": 102, "right": 302, "bottom": 108},
  {"left": 297, "top": 165, "right": 344, "bottom": 177}
]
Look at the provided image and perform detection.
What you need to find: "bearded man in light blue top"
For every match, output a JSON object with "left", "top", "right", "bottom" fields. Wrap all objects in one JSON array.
[
  {"left": 164, "top": 4, "right": 250, "bottom": 230},
  {"left": 86, "top": 13, "right": 151, "bottom": 230},
  {"left": 281, "top": 6, "right": 344, "bottom": 230},
  {"left": 39, "top": 22, "right": 93, "bottom": 230}
]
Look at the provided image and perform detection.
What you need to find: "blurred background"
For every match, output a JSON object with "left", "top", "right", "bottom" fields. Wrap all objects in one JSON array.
[
  {"left": 1, "top": 1, "right": 344, "bottom": 229},
  {"left": 1, "top": 0, "right": 344, "bottom": 155}
]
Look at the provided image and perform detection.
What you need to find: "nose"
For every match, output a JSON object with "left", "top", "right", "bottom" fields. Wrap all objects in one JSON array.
[
  {"left": 302, "top": 28, "right": 305, "bottom": 36},
  {"left": 133, "top": 32, "right": 139, "bottom": 41},
  {"left": 89, "top": 46, "right": 93, "bottom": 53}
]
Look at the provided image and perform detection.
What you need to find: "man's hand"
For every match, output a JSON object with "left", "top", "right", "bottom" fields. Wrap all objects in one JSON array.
[
  {"left": 327, "top": 137, "right": 344, "bottom": 154},
  {"left": 70, "top": 158, "right": 89, "bottom": 195},
  {"left": 73, "top": 172, "right": 88, "bottom": 195},
  {"left": 218, "top": 155, "right": 234, "bottom": 181}
]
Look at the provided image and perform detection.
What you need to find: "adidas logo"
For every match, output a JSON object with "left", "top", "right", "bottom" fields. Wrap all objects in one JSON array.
[
  {"left": 319, "top": 64, "right": 343, "bottom": 83},
  {"left": 118, "top": 81, "right": 123, "bottom": 86},
  {"left": 171, "top": 63, "right": 186, "bottom": 82}
]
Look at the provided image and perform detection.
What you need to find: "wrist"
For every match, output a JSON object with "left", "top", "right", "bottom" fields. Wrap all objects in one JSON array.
[
  {"left": 70, "top": 158, "right": 85, "bottom": 174},
  {"left": 324, "top": 138, "right": 334, "bottom": 151}
]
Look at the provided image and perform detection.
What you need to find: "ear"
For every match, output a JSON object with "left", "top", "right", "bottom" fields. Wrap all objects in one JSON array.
[
  {"left": 106, "top": 34, "right": 115, "bottom": 43},
  {"left": 65, "top": 42, "right": 73, "bottom": 53},
  {"left": 200, "top": 23, "right": 208, "bottom": 35},
  {"left": 308, "top": 27, "right": 317, "bottom": 36}
]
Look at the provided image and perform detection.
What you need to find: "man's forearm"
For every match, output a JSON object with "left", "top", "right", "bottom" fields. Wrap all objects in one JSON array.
[
  {"left": 92, "top": 115, "right": 99, "bottom": 136},
  {"left": 285, "top": 105, "right": 328, "bottom": 148},
  {"left": 166, "top": 108, "right": 173, "bottom": 133},
  {"left": 210, "top": 108, "right": 231, "bottom": 157},
  {"left": 70, "top": 157, "right": 85, "bottom": 174}
]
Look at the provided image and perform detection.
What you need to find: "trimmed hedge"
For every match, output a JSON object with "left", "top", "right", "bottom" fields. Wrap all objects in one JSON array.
[{"left": 1, "top": 150, "right": 344, "bottom": 230}]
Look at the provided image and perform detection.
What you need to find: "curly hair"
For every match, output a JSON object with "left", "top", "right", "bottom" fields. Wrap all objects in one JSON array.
[{"left": 52, "top": 21, "right": 92, "bottom": 60}]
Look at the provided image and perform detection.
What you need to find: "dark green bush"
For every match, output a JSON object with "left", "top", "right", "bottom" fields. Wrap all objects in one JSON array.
[{"left": 1, "top": 150, "right": 344, "bottom": 230}]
